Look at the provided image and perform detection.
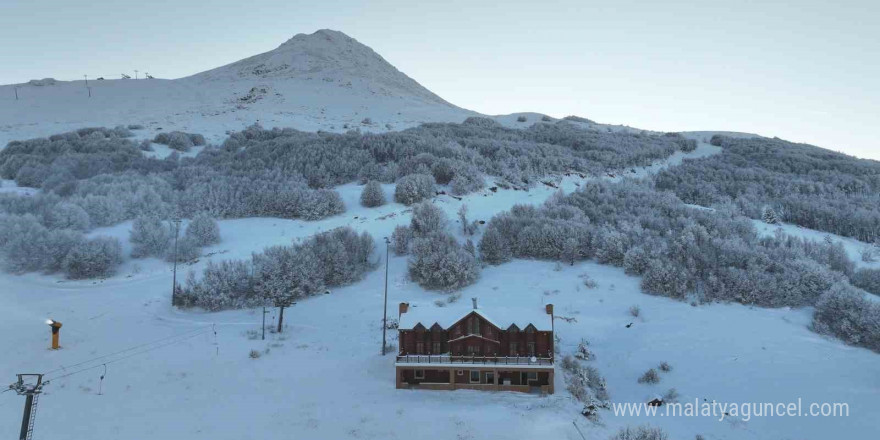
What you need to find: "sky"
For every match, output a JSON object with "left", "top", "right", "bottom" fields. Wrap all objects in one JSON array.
[{"left": 1, "top": 0, "right": 877, "bottom": 159}]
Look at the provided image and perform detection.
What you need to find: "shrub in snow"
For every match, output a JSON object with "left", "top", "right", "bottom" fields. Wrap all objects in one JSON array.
[
  {"left": 359, "top": 180, "right": 386, "bottom": 207},
  {"left": 361, "top": 117, "right": 373, "bottom": 125},
  {"left": 408, "top": 232, "right": 480, "bottom": 290},
  {"left": 812, "top": 283, "right": 880, "bottom": 351},
  {"left": 14, "top": 162, "right": 50, "bottom": 188},
  {"left": 63, "top": 236, "right": 122, "bottom": 279},
  {"left": 478, "top": 228, "right": 511, "bottom": 264},
  {"left": 852, "top": 268, "right": 880, "bottom": 296},
  {"left": 410, "top": 202, "right": 446, "bottom": 238},
  {"left": 153, "top": 131, "right": 204, "bottom": 151},
  {"left": 610, "top": 426, "right": 669, "bottom": 440},
  {"left": 661, "top": 388, "right": 679, "bottom": 403},
  {"left": 638, "top": 368, "right": 660, "bottom": 384},
  {"left": 166, "top": 132, "right": 194, "bottom": 152},
  {"left": 629, "top": 305, "right": 641, "bottom": 318},
  {"left": 516, "top": 115, "right": 527, "bottom": 122},
  {"left": 860, "top": 247, "right": 877, "bottom": 263},
  {"left": 541, "top": 115, "right": 553, "bottom": 122},
  {"left": 113, "top": 125, "right": 134, "bottom": 138},
  {"left": 127, "top": 124, "right": 145, "bottom": 130},
  {"left": 658, "top": 361, "right": 672, "bottom": 372},
  {"left": 46, "top": 202, "right": 90, "bottom": 231},
  {"left": 298, "top": 189, "right": 346, "bottom": 220},
  {"left": 563, "top": 115, "right": 594, "bottom": 123},
  {"left": 391, "top": 225, "right": 412, "bottom": 255},
  {"left": 450, "top": 165, "right": 484, "bottom": 196},
  {"left": 139, "top": 139, "right": 153, "bottom": 151},
  {"left": 457, "top": 204, "right": 475, "bottom": 235},
  {"left": 129, "top": 216, "right": 172, "bottom": 258},
  {"left": 249, "top": 349, "right": 261, "bottom": 359},
  {"left": 580, "top": 273, "right": 598, "bottom": 289},
  {"left": 574, "top": 339, "right": 592, "bottom": 360},
  {"left": 185, "top": 213, "right": 221, "bottom": 246},
  {"left": 394, "top": 174, "right": 434, "bottom": 205}
]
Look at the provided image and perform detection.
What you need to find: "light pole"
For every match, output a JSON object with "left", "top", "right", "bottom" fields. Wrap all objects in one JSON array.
[
  {"left": 171, "top": 218, "right": 181, "bottom": 305},
  {"left": 382, "top": 237, "right": 390, "bottom": 355},
  {"left": 14, "top": 86, "right": 19, "bottom": 100},
  {"left": 134, "top": 70, "right": 138, "bottom": 80}
]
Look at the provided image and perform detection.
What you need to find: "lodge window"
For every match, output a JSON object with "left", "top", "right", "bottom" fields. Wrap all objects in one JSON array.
[
  {"left": 469, "top": 317, "right": 479, "bottom": 335},
  {"left": 416, "top": 342, "right": 424, "bottom": 354},
  {"left": 527, "top": 342, "right": 536, "bottom": 356},
  {"left": 414, "top": 370, "right": 425, "bottom": 380},
  {"left": 432, "top": 342, "right": 441, "bottom": 354},
  {"left": 509, "top": 342, "right": 518, "bottom": 355},
  {"left": 521, "top": 372, "right": 538, "bottom": 384},
  {"left": 457, "top": 370, "right": 464, "bottom": 376},
  {"left": 485, "top": 372, "right": 495, "bottom": 384},
  {"left": 467, "top": 345, "right": 481, "bottom": 355},
  {"left": 470, "top": 370, "right": 480, "bottom": 383}
]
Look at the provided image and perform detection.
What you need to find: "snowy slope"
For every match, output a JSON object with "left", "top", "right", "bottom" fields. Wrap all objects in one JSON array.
[
  {"left": 2, "top": 145, "right": 878, "bottom": 440},
  {"left": 0, "top": 30, "right": 477, "bottom": 147}
]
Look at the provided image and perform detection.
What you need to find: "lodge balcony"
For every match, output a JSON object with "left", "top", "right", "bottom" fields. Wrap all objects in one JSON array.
[{"left": 395, "top": 354, "right": 554, "bottom": 367}]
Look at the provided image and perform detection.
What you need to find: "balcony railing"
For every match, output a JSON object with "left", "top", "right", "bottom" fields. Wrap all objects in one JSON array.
[{"left": 396, "top": 354, "right": 553, "bottom": 366}]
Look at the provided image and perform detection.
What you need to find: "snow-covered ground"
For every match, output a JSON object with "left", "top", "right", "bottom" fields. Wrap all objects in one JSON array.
[{"left": 2, "top": 144, "right": 878, "bottom": 440}]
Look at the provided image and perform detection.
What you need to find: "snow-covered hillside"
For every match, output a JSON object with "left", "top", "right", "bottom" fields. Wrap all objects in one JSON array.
[
  {"left": 0, "top": 30, "right": 476, "bottom": 147},
  {"left": 2, "top": 143, "right": 878, "bottom": 440}
]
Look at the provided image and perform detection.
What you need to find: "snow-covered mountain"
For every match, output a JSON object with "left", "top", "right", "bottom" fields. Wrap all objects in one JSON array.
[{"left": 0, "top": 29, "right": 475, "bottom": 146}]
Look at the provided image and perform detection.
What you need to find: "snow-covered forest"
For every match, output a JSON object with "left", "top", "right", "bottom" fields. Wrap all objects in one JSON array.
[
  {"left": 0, "top": 119, "right": 693, "bottom": 279},
  {"left": 479, "top": 179, "right": 880, "bottom": 351}
]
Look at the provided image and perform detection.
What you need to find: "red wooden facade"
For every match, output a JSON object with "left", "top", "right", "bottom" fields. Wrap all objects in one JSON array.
[{"left": 395, "top": 302, "right": 555, "bottom": 394}]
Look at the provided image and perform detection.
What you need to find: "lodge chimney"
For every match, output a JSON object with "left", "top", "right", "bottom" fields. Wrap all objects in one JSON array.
[{"left": 472, "top": 297, "right": 477, "bottom": 310}]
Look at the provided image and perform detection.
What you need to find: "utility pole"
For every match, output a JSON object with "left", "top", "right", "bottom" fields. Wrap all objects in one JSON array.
[
  {"left": 276, "top": 296, "right": 295, "bottom": 333},
  {"left": 134, "top": 70, "right": 138, "bottom": 80},
  {"left": 382, "top": 237, "right": 390, "bottom": 355},
  {"left": 9, "top": 374, "right": 44, "bottom": 440},
  {"left": 14, "top": 86, "right": 19, "bottom": 100},
  {"left": 171, "top": 218, "right": 181, "bottom": 305},
  {"left": 261, "top": 307, "right": 269, "bottom": 340}
]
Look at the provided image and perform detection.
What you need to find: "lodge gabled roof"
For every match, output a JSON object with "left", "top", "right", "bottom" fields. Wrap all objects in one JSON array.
[{"left": 398, "top": 301, "right": 552, "bottom": 332}]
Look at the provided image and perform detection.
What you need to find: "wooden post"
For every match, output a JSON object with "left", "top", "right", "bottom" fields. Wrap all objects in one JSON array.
[{"left": 449, "top": 368, "right": 455, "bottom": 390}]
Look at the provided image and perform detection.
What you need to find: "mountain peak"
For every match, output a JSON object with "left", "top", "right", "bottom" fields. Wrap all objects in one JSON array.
[{"left": 187, "top": 29, "right": 451, "bottom": 106}]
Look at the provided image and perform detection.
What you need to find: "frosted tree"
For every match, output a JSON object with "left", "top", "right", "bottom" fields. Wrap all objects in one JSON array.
[
  {"left": 63, "top": 236, "right": 123, "bottom": 279},
  {"left": 46, "top": 202, "right": 90, "bottom": 230},
  {"left": 408, "top": 232, "right": 480, "bottom": 290},
  {"left": 762, "top": 206, "right": 780, "bottom": 224},
  {"left": 360, "top": 180, "right": 386, "bottom": 207},
  {"left": 478, "top": 228, "right": 511, "bottom": 264},
  {"left": 562, "top": 237, "right": 579, "bottom": 266},
  {"left": 410, "top": 202, "right": 447, "bottom": 238},
  {"left": 457, "top": 204, "right": 476, "bottom": 235},
  {"left": 185, "top": 213, "right": 221, "bottom": 246},
  {"left": 394, "top": 174, "right": 434, "bottom": 205},
  {"left": 130, "top": 215, "right": 172, "bottom": 258},
  {"left": 391, "top": 225, "right": 412, "bottom": 255}
]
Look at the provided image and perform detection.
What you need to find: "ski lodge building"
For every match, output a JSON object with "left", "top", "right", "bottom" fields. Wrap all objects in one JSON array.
[{"left": 395, "top": 299, "right": 555, "bottom": 394}]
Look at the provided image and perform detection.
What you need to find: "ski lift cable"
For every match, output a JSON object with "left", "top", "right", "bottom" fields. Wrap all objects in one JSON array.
[
  {"left": 43, "top": 325, "right": 210, "bottom": 375},
  {"left": 44, "top": 329, "right": 211, "bottom": 383}
]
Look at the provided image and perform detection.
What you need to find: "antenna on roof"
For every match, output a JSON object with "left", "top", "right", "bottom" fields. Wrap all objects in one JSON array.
[{"left": 471, "top": 298, "right": 477, "bottom": 310}]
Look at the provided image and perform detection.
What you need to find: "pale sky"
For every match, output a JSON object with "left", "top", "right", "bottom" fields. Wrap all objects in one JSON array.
[{"left": 1, "top": 0, "right": 877, "bottom": 159}]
